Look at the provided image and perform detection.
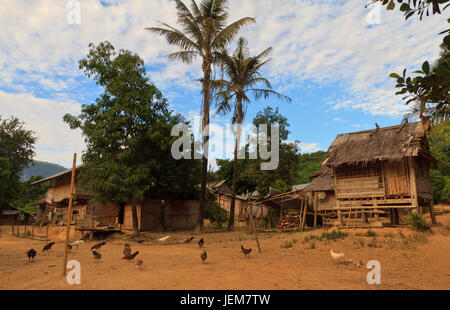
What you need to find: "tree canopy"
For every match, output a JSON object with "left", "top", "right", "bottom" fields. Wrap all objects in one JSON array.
[{"left": 64, "top": 41, "right": 201, "bottom": 232}]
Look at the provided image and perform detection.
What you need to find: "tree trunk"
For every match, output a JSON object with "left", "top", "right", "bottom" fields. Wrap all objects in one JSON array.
[
  {"left": 228, "top": 106, "right": 243, "bottom": 231},
  {"left": 132, "top": 200, "right": 139, "bottom": 235},
  {"left": 159, "top": 200, "right": 167, "bottom": 232},
  {"left": 198, "top": 58, "right": 212, "bottom": 231}
]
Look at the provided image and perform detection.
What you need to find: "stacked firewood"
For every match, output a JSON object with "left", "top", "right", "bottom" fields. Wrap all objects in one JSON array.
[{"left": 278, "top": 214, "right": 301, "bottom": 230}]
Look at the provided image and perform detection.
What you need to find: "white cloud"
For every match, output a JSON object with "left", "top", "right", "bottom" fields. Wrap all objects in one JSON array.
[
  {"left": 0, "top": 90, "right": 84, "bottom": 168},
  {"left": 0, "top": 0, "right": 446, "bottom": 165},
  {"left": 300, "top": 142, "right": 321, "bottom": 153}
]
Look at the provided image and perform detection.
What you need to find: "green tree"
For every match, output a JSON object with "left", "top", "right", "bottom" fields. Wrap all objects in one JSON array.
[
  {"left": 0, "top": 116, "right": 36, "bottom": 221},
  {"left": 370, "top": 0, "right": 449, "bottom": 20},
  {"left": 147, "top": 0, "right": 255, "bottom": 229},
  {"left": 213, "top": 38, "right": 290, "bottom": 230},
  {"left": 296, "top": 151, "right": 327, "bottom": 184},
  {"left": 428, "top": 120, "right": 450, "bottom": 203},
  {"left": 64, "top": 42, "right": 200, "bottom": 234}
]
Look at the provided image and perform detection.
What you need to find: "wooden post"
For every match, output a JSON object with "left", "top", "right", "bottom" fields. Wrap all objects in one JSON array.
[
  {"left": 248, "top": 204, "right": 261, "bottom": 253},
  {"left": 313, "top": 193, "right": 318, "bottom": 229},
  {"left": 407, "top": 157, "right": 419, "bottom": 213},
  {"left": 298, "top": 200, "right": 303, "bottom": 230},
  {"left": 62, "top": 153, "right": 77, "bottom": 276},
  {"left": 301, "top": 200, "right": 307, "bottom": 230},
  {"left": 428, "top": 201, "right": 437, "bottom": 224}
]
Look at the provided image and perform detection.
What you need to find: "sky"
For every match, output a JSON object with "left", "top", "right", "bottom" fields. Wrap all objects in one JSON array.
[{"left": 0, "top": 0, "right": 447, "bottom": 169}]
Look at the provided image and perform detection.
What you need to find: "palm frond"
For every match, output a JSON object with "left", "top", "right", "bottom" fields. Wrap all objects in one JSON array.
[
  {"left": 167, "top": 51, "right": 200, "bottom": 64},
  {"left": 211, "top": 17, "right": 256, "bottom": 50},
  {"left": 249, "top": 89, "right": 291, "bottom": 102}
]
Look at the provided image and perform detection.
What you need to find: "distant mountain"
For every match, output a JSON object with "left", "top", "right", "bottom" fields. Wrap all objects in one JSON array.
[{"left": 22, "top": 161, "right": 67, "bottom": 181}]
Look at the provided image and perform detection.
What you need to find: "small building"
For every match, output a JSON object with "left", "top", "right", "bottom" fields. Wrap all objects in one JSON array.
[
  {"left": 323, "top": 121, "right": 437, "bottom": 225},
  {"left": 208, "top": 180, "right": 252, "bottom": 220},
  {"left": 303, "top": 166, "right": 336, "bottom": 211}
]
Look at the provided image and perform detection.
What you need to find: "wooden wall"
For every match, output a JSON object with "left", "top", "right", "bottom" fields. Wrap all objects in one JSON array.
[
  {"left": 317, "top": 191, "right": 336, "bottom": 210},
  {"left": 217, "top": 194, "right": 248, "bottom": 219},
  {"left": 123, "top": 200, "right": 200, "bottom": 231},
  {"left": 335, "top": 163, "right": 384, "bottom": 199}
]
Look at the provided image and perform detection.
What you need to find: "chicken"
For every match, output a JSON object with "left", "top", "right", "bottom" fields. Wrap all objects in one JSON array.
[
  {"left": 123, "top": 243, "right": 132, "bottom": 256},
  {"left": 185, "top": 236, "right": 194, "bottom": 243},
  {"left": 198, "top": 238, "right": 204, "bottom": 248},
  {"left": 27, "top": 249, "right": 37, "bottom": 262},
  {"left": 135, "top": 259, "right": 144, "bottom": 270},
  {"left": 158, "top": 236, "right": 170, "bottom": 243},
  {"left": 92, "top": 251, "right": 102, "bottom": 262},
  {"left": 241, "top": 245, "right": 252, "bottom": 257},
  {"left": 70, "top": 240, "right": 84, "bottom": 247},
  {"left": 329, "top": 249, "right": 345, "bottom": 262},
  {"left": 42, "top": 242, "right": 55, "bottom": 252},
  {"left": 200, "top": 250, "right": 207, "bottom": 263},
  {"left": 90, "top": 241, "right": 106, "bottom": 251},
  {"left": 123, "top": 251, "right": 139, "bottom": 261}
]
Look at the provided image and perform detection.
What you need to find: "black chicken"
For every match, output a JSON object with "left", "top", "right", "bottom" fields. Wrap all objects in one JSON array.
[
  {"left": 185, "top": 236, "right": 194, "bottom": 243},
  {"left": 27, "top": 249, "right": 37, "bottom": 262},
  {"left": 200, "top": 250, "right": 207, "bottom": 263},
  {"left": 198, "top": 238, "right": 204, "bottom": 248},
  {"left": 241, "top": 245, "right": 252, "bottom": 257},
  {"left": 42, "top": 242, "right": 55, "bottom": 252},
  {"left": 92, "top": 251, "right": 102, "bottom": 262},
  {"left": 90, "top": 241, "right": 106, "bottom": 251}
]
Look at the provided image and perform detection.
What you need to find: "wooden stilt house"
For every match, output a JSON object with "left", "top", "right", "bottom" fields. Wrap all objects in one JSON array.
[{"left": 323, "top": 121, "right": 437, "bottom": 226}]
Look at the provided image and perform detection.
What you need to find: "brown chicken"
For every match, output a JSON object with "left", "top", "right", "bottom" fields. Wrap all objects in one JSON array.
[
  {"left": 241, "top": 245, "right": 252, "bottom": 257},
  {"left": 200, "top": 250, "right": 207, "bottom": 263},
  {"left": 135, "top": 259, "right": 144, "bottom": 270},
  {"left": 123, "top": 251, "right": 139, "bottom": 261},
  {"left": 123, "top": 243, "right": 131, "bottom": 256},
  {"left": 185, "top": 236, "right": 194, "bottom": 243},
  {"left": 198, "top": 238, "right": 204, "bottom": 248}
]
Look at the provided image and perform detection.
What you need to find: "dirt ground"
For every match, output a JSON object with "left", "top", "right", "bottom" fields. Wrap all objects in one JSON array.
[{"left": 1, "top": 206, "right": 450, "bottom": 290}]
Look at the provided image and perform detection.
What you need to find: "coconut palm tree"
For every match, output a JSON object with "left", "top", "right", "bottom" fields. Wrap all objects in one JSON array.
[
  {"left": 146, "top": 0, "right": 255, "bottom": 229},
  {"left": 213, "top": 37, "right": 291, "bottom": 230}
]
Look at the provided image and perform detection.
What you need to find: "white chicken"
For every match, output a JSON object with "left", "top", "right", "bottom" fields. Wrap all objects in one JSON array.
[
  {"left": 329, "top": 249, "right": 345, "bottom": 262},
  {"left": 158, "top": 235, "right": 171, "bottom": 243}
]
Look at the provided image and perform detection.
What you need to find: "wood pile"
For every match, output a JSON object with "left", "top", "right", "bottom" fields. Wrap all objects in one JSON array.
[{"left": 278, "top": 214, "right": 301, "bottom": 230}]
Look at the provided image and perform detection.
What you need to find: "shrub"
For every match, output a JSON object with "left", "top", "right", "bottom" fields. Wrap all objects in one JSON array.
[
  {"left": 282, "top": 241, "right": 293, "bottom": 249},
  {"left": 205, "top": 201, "right": 229, "bottom": 228},
  {"left": 321, "top": 231, "right": 348, "bottom": 241},
  {"left": 406, "top": 212, "right": 430, "bottom": 231},
  {"left": 365, "top": 230, "right": 376, "bottom": 237}
]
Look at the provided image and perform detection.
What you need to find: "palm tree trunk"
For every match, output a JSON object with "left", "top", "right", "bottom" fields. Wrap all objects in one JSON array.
[
  {"left": 228, "top": 101, "right": 243, "bottom": 231},
  {"left": 199, "top": 58, "right": 212, "bottom": 230}
]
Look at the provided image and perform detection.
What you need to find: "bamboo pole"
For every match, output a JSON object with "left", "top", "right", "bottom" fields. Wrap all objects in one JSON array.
[
  {"left": 248, "top": 204, "right": 261, "bottom": 253},
  {"left": 301, "top": 200, "right": 307, "bottom": 230},
  {"left": 62, "top": 153, "right": 77, "bottom": 276},
  {"left": 313, "top": 193, "right": 318, "bottom": 229}
]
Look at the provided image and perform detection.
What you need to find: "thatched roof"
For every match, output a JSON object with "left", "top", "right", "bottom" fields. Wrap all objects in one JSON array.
[
  {"left": 323, "top": 122, "right": 434, "bottom": 167},
  {"left": 303, "top": 166, "right": 334, "bottom": 192}
]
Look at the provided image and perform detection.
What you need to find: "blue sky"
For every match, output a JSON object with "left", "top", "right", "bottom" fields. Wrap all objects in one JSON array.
[{"left": 0, "top": 0, "right": 447, "bottom": 168}]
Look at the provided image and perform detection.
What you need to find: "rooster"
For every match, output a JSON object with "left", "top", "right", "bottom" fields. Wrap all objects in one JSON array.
[
  {"left": 42, "top": 242, "right": 55, "bottom": 252},
  {"left": 123, "top": 251, "right": 139, "bottom": 261},
  {"left": 198, "top": 238, "right": 204, "bottom": 248},
  {"left": 240, "top": 245, "right": 252, "bottom": 257},
  {"left": 158, "top": 236, "right": 170, "bottom": 243},
  {"left": 329, "top": 249, "right": 345, "bottom": 262},
  {"left": 200, "top": 250, "right": 207, "bottom": 263},
  {"left": 185, "top": 236, "right": 194, "bottom": 243},
  {"left": 123, "top": 243, "right": 131, "bottom": 256},
  {"left": 92, "top": 250, "right": 102, "bottom": 262},
  {"left": 27, "top": 249, "right": 37, "bottom": 262},
  {"left": 90, "top": 241, "right": 106, "bottom": 251}
]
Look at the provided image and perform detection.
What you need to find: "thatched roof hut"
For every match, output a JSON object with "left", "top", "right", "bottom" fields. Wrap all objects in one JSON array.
[
  {"left": 323, "top": 122, "right": 436, "bottom": 167},
  {"left": 322, "top": 122, "right": 436, "bottom": 224}
]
